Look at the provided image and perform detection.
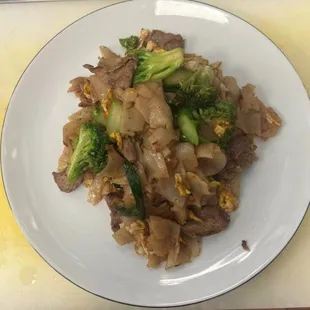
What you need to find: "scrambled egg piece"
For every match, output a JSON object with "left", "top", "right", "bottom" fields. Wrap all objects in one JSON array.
[
  {"left": 219, "top": 186, "right": 238, "bottom": 213},
  {"left": 174, "top": 173, "right": 191, "bottom": 196},
  {"left": 83, "top": 79, "right": 92, "bottom": 99},
  {"left": 184, "top": 56, "right": 194, "bottom": 62},
  {"left": 84, "top": 176, "right": 109, "bottom": 189},
  {"left": 145, "top": 39, "right": 165, "bottom": 53},
  {"left": 126, "top": 221, "right": 149, "bottom": 256},
  {"left": 213, "top": 120, "right": 232, "bottom": 137},
  {"left": 188, "top": 210, "right": 203, "bottom": 223},
  {"left": 266, "top": 109, "right": 281, "bottom": 126},
  {"left": 101, "top": 88, "right": 113, "bottom": 118},
  {"left": 146, "top": 40, "right": 158, "bottom": 52},
  {"left": 180, "top": 237, "right": 187, "bottom": 244},
  {"left": 83, "top": 178, "right": 93, "bottom": 188},
  {"left": 154, "top": 48, "right": 165, "bottom": 54},
  {"left": 109, "top": 131, "right": 123, "bottom": 150}
]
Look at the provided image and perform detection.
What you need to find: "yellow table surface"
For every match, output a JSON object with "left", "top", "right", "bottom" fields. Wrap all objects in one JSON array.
[{"left": 0, "top": 1, "right": 310, "bottom": 309}]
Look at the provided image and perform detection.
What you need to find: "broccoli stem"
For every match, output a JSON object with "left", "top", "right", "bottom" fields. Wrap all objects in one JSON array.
[
  {"left": 163, "top": 67, "right": 193, "bottom": 92},
  {"left": 107, "top": 99, "right": 122, "bottom": 134},
  {"left": 92, "top": 104, "right": 107, "bottom": 127},
  {"left": 177, "top": 108, "right": 199, "bottom": 145}
]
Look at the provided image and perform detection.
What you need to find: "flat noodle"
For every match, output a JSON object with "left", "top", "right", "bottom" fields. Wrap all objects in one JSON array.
[
  {"left": 62, "top": 120, "right": 81, "bottom": 147},
  {"left": 57, "top": 146, "right": 72, "bottom": 172},
  {"left": 68, "top": 108, "right": 92, "bottom": 122},
  {"left": 237, "top": 84, "right": 281, "bottom": 139},
  {"left": 102, "top": 146, "right": 125, "bottom": 178},
  {"left": 113, "top": 226, "right": 134, "bottom": 245},
  {"left": 88, "top": 172, "right": 117, "bottom": 207}
]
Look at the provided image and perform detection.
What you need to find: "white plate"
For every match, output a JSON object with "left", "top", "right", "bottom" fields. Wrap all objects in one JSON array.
[{"left": 2, "top": 0, "right": 310, "bottom": 307}]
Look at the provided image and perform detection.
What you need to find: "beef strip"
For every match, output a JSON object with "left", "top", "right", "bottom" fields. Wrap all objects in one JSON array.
[
  {"left": 217, "top": 132, "right": 257, "bottom": 181},
  {"left": 181, "top": 205, "right": 230, "bottom": 237},
  {"left": 147, "top": 30, "right": 184, "bottom": 50},
  {"left": 201, "top": 194, "right": 219, "bottom": 207},
  {"left": 52, "top": 171, "right": 83, "bottom": 193},
  {"left": 110, "top": 209, "right": 122, "bottom": 233},
  {"left": 84, "top": 55, "right": 137, "bottom": 90},
  {"left": 228, "top": 134, "right": 257, "bottom": 170},
  {"left": 105, "top": 193, "right": 124, "bottom": 232}
]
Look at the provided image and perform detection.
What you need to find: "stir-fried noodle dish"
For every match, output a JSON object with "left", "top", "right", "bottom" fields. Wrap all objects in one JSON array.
[{"left": 53, "top": 29, "right": 281, "bottom": 269}]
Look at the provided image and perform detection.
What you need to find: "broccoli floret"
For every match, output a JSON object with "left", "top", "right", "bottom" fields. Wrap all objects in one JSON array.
[
  {"left": 72, "top": 137, "right": 79, "bottom": 150},
  {"left": 67, "top": 123, "right": 110, "bottom": 184},
  {"left": 119, "top": 35, "right": 139, "bottom": 55},
  {"left": 133, "top": 48, "right": 184, "bottom": 85},
  {"left": 174, "top": 85, "right": 218, "bottom": 109},
  {"left": 183, "top": 64, "right": 214, "bottom": 88},
  {"left": 193, "top": 101, "right": 236, "bottom": 149},
  {"left": 163, "top": 63, "right": 235, "bottom": 149},
  {"left": 169, "top": 65, "right": 217, "bottom": 109},
  {"left": 193, "top": 100, "right": 235, "bottom": 123}
]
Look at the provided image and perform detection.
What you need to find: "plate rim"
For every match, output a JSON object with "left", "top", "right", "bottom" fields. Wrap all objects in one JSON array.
[{"left": 1, "top": 0, "right": 309, "bottom": 307}]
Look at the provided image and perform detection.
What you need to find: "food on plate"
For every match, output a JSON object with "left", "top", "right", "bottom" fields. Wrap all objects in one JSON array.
[
  {"left": 53, "top": 29, "right": 281, "bottom": 268},
  {"left": 242, "top": 240, "right": 250, "bottom": 252}
]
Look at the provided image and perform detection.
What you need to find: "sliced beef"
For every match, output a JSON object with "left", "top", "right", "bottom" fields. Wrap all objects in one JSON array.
[
  {"left": 110, "top": 209, "right": 122, "bottom": 233},
  {"left": 217, "top": 133, "right": 257, "bottom": 180},
  {"left": 201, "top": 194, "right": 219, "bottom": 207},
  {"left": 105, "top": 193, "right": 124, "bottom": 232},
  {"left": 228, "top": 134, "right": 257, "bottom": 169},
  {"left": 52, "top": 171, "right": 83, "bottom": 193},
  {"left": 181, "top": 205, "right": 230, "bottom": 237},
  {"left": 84, "top": 55, "right": 137, "bottom": 90},
  {"left": 147, "top": 30, "right": 184, "bottom": 50}
]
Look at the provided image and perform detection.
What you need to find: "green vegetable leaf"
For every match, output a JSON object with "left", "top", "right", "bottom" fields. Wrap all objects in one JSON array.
[
  {"left": 123, "top": 160, "right": 145, "bottom": 219},
  {"left": 116, "top": 207, "right": 140, "bottom": 217},
  {"left": 119, "top": 35, "right": 139, "bottom": 55}
]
